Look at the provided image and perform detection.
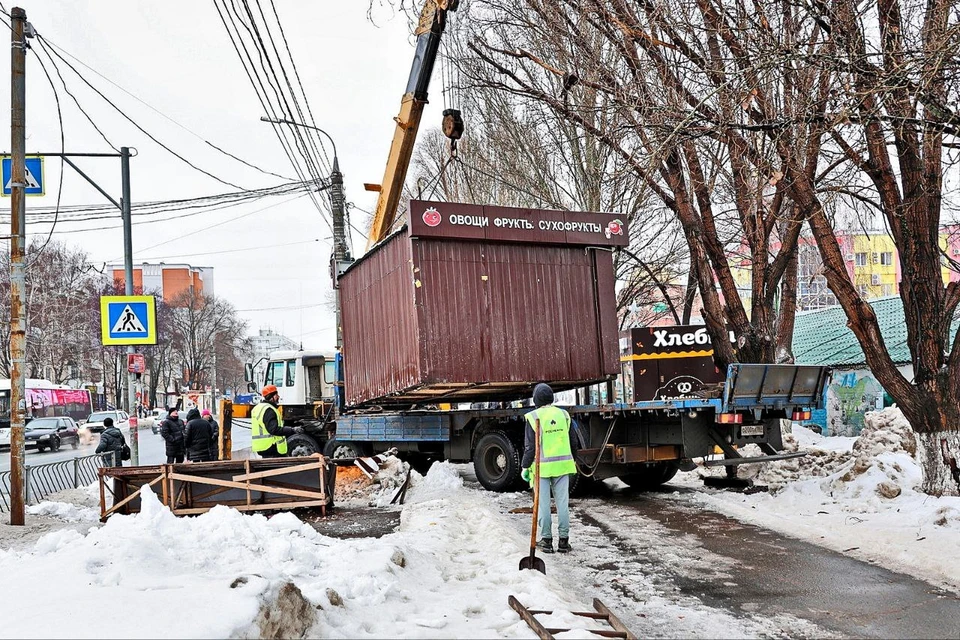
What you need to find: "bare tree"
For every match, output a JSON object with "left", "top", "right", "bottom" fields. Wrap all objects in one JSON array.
[
  {"left": 168, "top": 288, "right": 249, "bottom": 391},
  {"left": 0, "top": 240, "right": 105, "bottom": 382},
  {"left": 454, "top": 0, "right": 960, "bottom": 494}
]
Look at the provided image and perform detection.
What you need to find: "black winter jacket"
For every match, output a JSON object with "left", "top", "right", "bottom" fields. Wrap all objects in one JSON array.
[
  {"left": 206, "top": 417, "right": 220, "bottom": 460},
  {"left": 160, "top": 416, "right": 186, "bottom": 457},
  {"left": 184, "top": 409, "right": 215, "bottom": 462},
  {"left": 96, "top": 426, "right": 126, "bottom": 466}
]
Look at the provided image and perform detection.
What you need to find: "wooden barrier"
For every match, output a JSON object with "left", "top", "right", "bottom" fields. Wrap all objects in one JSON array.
[{"left": 98, "top": 455, "right": 335, "bottom": 521}]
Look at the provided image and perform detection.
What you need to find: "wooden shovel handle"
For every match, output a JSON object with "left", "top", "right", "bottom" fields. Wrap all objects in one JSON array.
[{"left": 529, "top": 418, "right": 541, "bottom": 553}]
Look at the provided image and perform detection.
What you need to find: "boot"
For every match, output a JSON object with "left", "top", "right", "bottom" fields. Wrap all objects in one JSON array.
[
  {"left": 558, "top": 537, "right": 571, "bottom": 553},
  {"left": 537, "top": 538, "right": 555, "bottom": 554}
]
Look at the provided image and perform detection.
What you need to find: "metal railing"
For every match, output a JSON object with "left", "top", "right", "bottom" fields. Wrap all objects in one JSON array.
[{"left": 0, "top": 452, "right": 117, "bottom": 512}]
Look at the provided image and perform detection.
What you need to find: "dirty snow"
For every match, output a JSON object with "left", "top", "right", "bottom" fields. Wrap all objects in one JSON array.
[
  {"left": 3, "top": 407, "right": 960, "bottom": 637},
  {"left": 680, "top": 407, "right": 960, "bottom": 593},
  {"left": 0, "top": 462, "right": 622, "bottom": 639}
]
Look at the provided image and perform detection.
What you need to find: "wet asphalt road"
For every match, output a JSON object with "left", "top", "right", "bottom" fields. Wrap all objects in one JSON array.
[{"left": 586, "top": 488, "right": 960, "bottom": 639}]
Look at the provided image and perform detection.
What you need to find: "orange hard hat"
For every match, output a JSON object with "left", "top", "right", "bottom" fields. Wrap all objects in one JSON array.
[{"left": 262, "top": 384, "right": 279, "bottom": 397}]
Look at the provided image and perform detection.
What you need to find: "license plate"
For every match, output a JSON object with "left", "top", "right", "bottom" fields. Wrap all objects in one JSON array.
[{"left": 740, "top": 424, "right": 765, "bottom": 437}]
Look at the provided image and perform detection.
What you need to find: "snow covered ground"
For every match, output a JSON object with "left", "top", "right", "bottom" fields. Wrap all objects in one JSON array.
[
  {"left": 0, "top": 406, "right": 958, "bottom": 638},
  {"left": 675, "top": 407, "right": 960, "bottom": 595}
]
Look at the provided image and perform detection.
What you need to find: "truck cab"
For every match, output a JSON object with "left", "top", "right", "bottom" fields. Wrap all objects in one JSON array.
[{"left": 257, "top": 350, "right": 338, "bottom": 428}]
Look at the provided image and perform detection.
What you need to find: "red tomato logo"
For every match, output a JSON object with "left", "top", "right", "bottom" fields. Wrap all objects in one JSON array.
[
  {"left": 422, "top": 208, "right": 442, "bottom": 227},
  {"left": 607, "top": 220, "right": 623, "bottom": 236}
]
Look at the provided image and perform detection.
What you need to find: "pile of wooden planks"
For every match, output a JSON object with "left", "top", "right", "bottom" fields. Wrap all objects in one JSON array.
[{"left": 98, "top": 455, "right": 336, "bottom": 521}]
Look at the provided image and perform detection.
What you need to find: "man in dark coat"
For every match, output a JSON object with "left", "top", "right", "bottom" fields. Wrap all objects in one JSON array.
[
  {"left": 160, "top": 408, "right": 186, "bottom": 464},
  {"left": 202, "top": 409, "right": 220, "bottom": 460},
  {"left": 95, "top": 417, "right": 126, "bottom": 467},
  {"left": 184, "top": 408, "right": 215, "bottom": 462}
]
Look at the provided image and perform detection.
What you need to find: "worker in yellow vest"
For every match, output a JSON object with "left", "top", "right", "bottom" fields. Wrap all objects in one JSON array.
[
  {"left": 521, "top": 383, "right": 579, "bottom": 554},
  {"left": 251, "top": 384, "right": 302, "bottom": 458}
]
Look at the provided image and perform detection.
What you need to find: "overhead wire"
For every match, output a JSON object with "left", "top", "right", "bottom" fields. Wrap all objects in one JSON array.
[
  {"left": 213, "top": 0, "right": 332, "bottom": 233},
  {"left": 251, "top": 0, "right": 332, "bottom": 177},
  {"left": 35, "top": 32, "right": 250, "bottom": 191},
  {"left": 234, "top": 0, "right": 331, "bottom": 192},
  {"left": 266, "top": 0, "right": 331, "bottom": 169},
  {"left": 139, "top": 237, "right": 323, "bottom": 261},
  {"left": 34, "top": 37, "right": 118, "bottom": 152},
  {"left": 24, "top": 31, "right": 65, "bottom": 264},
  {"left": 39, "top": 36, "right": 294, "bottom": 181}
]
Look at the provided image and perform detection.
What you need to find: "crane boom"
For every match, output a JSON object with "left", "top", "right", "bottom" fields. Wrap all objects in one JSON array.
[{"left": 366, "top": 0, "right": 459, "bottom": 248}]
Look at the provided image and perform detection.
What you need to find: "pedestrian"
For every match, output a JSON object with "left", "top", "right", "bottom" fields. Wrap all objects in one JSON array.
[
  {"left": 521, "top": 383, "right": 578, "bottom": 554},
  {"left": 95, "top": 417, "right": 127, "bottom": 467},
  {"left": 160, "top": 408, "right": 186, "bottom": 464},
  {"left": 183, "top": 408, "right": 215, "bottom": 462},
  {"left": 251, "top": 384, "right": 302, "bottom": 458},
  {"left": 202, "top": 409, "right": 220, "bottom": 460}
]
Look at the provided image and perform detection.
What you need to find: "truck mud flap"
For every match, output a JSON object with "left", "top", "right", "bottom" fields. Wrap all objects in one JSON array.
[{"left": 701, "top": 451, "right": 807, "bottom": 467}]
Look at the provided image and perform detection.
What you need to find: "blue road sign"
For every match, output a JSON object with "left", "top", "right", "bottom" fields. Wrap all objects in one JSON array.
[
  {"left": 100, "top": 295, "right": 157, "bottom": 345},
  {"left": 1, "top": 155, "right": 44, "bottom": 196}
]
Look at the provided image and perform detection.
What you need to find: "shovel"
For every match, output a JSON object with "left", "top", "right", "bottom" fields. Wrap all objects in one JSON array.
[{"left": 519, "top": 418, "right": 546, "bottom": 574}]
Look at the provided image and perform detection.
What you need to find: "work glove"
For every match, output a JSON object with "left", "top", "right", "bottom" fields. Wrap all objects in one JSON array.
[
  {"left": 292, "top": 426, "right": 305, "bottom": 435},
  {"left": 521, "top": 467, "right": 533, "bottom": 485}
]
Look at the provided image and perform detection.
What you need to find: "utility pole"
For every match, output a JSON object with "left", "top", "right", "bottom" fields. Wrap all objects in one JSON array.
[
  {"left": 121, "top": 146, "right": 139, "bottom": 465},
  {"left": 329, "top": 156, "right": 349, "bottom": 350},
  {"left": 8, "top": 7, "right": 27, "bottom": 525}
]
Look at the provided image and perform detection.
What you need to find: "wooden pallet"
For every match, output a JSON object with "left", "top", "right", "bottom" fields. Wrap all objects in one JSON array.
[{"left": 508, "top": 595, "right": 637, "bottom": 640}]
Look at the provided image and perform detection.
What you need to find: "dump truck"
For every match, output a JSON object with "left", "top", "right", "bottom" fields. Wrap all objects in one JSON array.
[{"left": 248, "top": 200, "right": 830, "bottom": 491}]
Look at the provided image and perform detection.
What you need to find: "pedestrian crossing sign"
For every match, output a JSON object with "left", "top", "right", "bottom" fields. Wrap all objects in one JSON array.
[{"left": 100, "top": 295, "right": 157, "bottom": 345}]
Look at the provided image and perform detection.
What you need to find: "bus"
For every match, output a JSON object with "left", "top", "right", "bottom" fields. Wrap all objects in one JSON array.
[{"left": 0, "top": 378, "right": 94, "bottom": 425}]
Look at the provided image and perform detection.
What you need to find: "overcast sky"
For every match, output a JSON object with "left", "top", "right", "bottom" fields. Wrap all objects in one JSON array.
[{"left": 0, "top": 1, "right": 451, "bottom": 350}]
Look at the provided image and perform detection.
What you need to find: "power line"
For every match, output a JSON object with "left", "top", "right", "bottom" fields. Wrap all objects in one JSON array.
[
  {"left": 36, "top": 32, "right": 250, "bottom": 191},
  {"left": 27, "top": 39, "right": 66, "bottom": 264},
  {"left": 139, "top": 237, "right": 323, "bottom": 261},
  {"left": 40, "top": 35, "right": 294, "bottom": 182},
  {"left": 212, "top": 0, "right": 332, "bottom": 232}
]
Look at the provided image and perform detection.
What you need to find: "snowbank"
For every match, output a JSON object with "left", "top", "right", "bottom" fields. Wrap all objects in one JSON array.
[
  {"left": 0, "top": 462, "right": 611, "bottom": 638},
  {"left": 682, "top": 408, "right": 960, "bottom": 592}
]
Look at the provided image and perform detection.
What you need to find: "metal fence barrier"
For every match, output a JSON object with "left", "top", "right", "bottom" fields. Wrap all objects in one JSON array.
[{"left": 0, "top": 452, "right": 117, "bottom": 513}]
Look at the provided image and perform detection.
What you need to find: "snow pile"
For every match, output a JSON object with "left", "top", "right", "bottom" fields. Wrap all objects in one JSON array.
[
  {"left": 0, "top": 463, "right": 606, "bottom": 638},
  {"left": 26, "top": 501, "right": 99, "bottom": 523}
]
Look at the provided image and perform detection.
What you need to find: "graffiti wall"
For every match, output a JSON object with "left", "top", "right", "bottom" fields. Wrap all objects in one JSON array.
[{"left": 808, "top": 369, "right": 885, "bottom": 436}]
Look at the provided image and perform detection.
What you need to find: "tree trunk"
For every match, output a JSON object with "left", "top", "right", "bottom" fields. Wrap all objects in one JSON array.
[{"left": 915, "top": 430, "right": 960, "bottom": 497}]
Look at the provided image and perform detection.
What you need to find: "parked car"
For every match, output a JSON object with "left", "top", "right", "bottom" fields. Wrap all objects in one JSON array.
[
  {"left": 0, "top": 426, "right": 9, "bottom": 449},
  {"left": 150, "top": 410, "right": 169, "bottom": 435},
  {"left": 25, "top": 416, "right": 80, "bottom": 452},
  {"left": 84, "top": 410, "right": 129, "bottom": 433}
]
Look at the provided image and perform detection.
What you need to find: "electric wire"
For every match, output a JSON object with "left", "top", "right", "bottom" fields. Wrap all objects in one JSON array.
[
  {"left": 213, "top": 0, "right": 332, "bottom": 232},
  {"left": 25, "top": 32, "right": 66, "bottom": 264},
  {"left": 234, "top": 0, "right": 332, "bottom": 199},
  {"left": 139, "top": 237, "right": 322, "bottom": 261},
  {"left": 265, "top": 0, "right": 331, "bottom": 170},
  {"left": 40, "top": 36, "right": 294, "bottom": 181},
  {"left": 36, "top": 32, "right": 250, "bottom": 191},
  {"left": 34, "top": 37, "right": 118, "bottom": 152},
  {"left": 251, "top": 0, "right": 332, "bottom": 177}
]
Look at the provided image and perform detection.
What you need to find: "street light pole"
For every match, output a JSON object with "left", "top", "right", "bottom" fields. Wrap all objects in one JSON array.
[{"left": 260, "top": 116, "right": 352, "bottom": 349}]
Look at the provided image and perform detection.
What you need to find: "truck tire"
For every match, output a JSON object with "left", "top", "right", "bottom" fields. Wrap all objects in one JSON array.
[
  {"left": 286, "top": 433, "right": 321, "bottom": 457},
  {"left": 323, "top": 438, "right": 363, "bottom": 459},
  {"left": 618, "top": 461, "right": 680, "bottom": 490},
  {"left": 474, "top": 431, "right": 522, "bottom": 492}
]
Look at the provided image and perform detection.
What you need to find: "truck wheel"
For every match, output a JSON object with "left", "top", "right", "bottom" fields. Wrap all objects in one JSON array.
[
  {"left": 286, "top": 433, "right": 320, "bottom": 457},
  {"left": 474, "top": 431, "right": 522, "bottom": 492},
  {"left": 619, "top": 462, "right": 680, "bottom": 490},
  {"left": 323, "top": 438, "right": 363, "bottom": 459}
]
